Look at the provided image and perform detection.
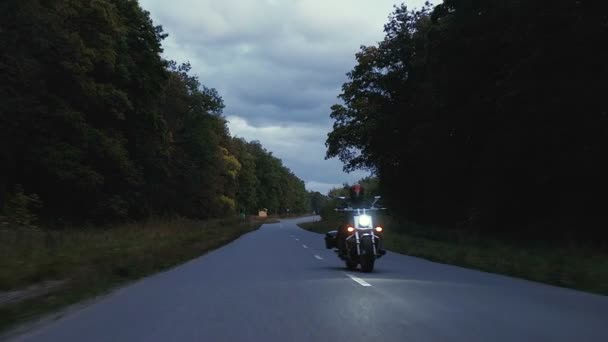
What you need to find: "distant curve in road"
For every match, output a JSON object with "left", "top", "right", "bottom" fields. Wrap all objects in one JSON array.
[{"left": 6, "top": 217, "right": 608, "bottom": 342}]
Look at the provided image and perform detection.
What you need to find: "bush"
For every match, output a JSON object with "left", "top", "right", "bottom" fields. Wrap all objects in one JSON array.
[{"left": 1, "top": 185, "right": 42, "bottom": 229}]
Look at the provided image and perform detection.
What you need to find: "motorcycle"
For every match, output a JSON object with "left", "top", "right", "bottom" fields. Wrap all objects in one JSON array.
[{"left": 324, "top": 196, "right": 386, "bottom": 272}]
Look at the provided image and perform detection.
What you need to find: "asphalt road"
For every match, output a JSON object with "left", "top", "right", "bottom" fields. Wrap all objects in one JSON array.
[{"left": 7, "top": 217, "right": 608, "bottom": 342}]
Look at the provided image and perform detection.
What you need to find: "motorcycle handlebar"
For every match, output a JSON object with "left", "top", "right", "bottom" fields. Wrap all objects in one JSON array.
[{"left": 334, "top": 207, "right": 387, "bottom": 212}]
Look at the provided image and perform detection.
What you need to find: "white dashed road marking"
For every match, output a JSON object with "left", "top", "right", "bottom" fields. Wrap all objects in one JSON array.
[
  {"left": 302, "top": 244, "right": 308, "bottom": 249},
  {"left": 314, "top": 254, "right": 323, "bottom": 260},
  {"left": 346, "top": 274, "right": 372, "bottom": 287}
]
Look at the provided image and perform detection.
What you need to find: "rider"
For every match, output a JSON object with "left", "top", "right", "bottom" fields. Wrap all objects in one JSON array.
[{"left": 336, "top": 184, "right": 368, "bottom": 253}]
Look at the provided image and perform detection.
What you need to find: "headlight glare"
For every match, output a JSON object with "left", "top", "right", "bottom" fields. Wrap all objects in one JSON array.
[{"left": 358, "top": 215, "right": 372, "bottom": 227}]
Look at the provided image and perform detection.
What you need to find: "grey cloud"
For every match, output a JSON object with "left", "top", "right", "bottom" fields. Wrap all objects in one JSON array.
[
  {"left": 234, "top": 82, "right": 337, "bottom": 111},
  {"left": 226, "top": 105, "right": 332, "bottom": 127},
  {"left": 226, "top": 115, "right": 368, "bottom": 193},
  {"left": 158, "top": 45, "right": 344, "bottom": 122},
  {"left": 139, "top": 0, "right": 428, "bottom": 192}
]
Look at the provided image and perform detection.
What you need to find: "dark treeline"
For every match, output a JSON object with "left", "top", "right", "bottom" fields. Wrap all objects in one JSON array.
[
  {"left": 326, "top": 1, "right": 607, "bottom": 240},
  {"left": 0, "top": 0, "right": 308, "bottom": 225}
]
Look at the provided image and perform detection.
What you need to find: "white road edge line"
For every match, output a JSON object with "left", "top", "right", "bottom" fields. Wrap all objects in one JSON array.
[
  {"left": 302, "top": 244, "right": 308, "bottom": 249},
  {"left": 314, "top": 254, "right": 323, "bottom": 260},
  {"left": 346, "top": 273, "right": 372, "bottom": 287}
]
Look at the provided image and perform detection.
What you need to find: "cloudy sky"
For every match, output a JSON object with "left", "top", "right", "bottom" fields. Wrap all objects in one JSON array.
[{"left": 139, "top": 0, "right": 428, "bottom": 195}]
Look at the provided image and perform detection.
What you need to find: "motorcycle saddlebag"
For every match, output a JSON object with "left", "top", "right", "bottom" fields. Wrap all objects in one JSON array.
[{"left": 325, "top": 230, "right": 338, "bottom": 249}]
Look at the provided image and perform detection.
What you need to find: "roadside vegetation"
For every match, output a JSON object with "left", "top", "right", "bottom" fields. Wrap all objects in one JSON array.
[
  {"left": 0, "top": 216, "right": 271, "bottom": 332},
  {"left": 299, "top": 218, "right": 608, "bottom": 296},
  {"left": 1, "top": 0, "right": 312, "bottom": 331},
  {"left": 303, "top": 178, "right": 608, "bottom": 295},
  {"left": 321, "top": 2, "right": 607, "bottom": 295},
  {"left": 0, "top": 0, "right": 334, "bottom": 335}
]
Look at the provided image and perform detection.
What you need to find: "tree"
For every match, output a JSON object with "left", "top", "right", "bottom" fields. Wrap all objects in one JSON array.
[
  {"left": 0, "top": 0, "right": 310, "bottom": 224},
  {"left": 326, "top": 1, "right": 608, "bottom": 240}
]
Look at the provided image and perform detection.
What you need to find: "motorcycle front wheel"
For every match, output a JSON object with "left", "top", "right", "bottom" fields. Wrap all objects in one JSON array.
[{"left": 360, "top": 238, "right": 375, "bottom": 272}]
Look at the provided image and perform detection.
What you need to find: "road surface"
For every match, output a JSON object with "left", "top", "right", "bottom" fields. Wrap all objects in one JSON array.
[{"left": 6, "top": 217, "right": 608, "bottom": 341}]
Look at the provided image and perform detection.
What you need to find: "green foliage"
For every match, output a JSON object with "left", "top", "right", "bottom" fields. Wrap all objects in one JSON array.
[
  {"left": 0, "top": 0, "right": 309, "bottom": 224},
  {"left": 308, "top": 191, "right": 328, "bottom": 214},
  {"left": 326, "top": 1, "right": 608, "bottom": 240},
  {"left": 232, "top": 140, "right": 309, "bottom": 215}
]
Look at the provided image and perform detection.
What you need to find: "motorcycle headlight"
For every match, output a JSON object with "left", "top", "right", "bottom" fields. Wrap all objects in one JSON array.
[{"left": 358, "top": 215, "right": 372, "bottom": 227}]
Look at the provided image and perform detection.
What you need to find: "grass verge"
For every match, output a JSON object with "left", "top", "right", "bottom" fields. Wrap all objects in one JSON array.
[
  {"left": 298, "top": 220, "right": 608, "bottom": 295},
  {"left": 0, "top": 216, "right": 269, "bottom": 333}
]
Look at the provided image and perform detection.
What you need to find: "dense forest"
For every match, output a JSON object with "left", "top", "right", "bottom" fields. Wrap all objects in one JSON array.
[
  {"left": 326, "top": 0, "right": 607, "bottom": 240},
  {"left": 0, "top": 0, "right": 309, "bottom": 225}
]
